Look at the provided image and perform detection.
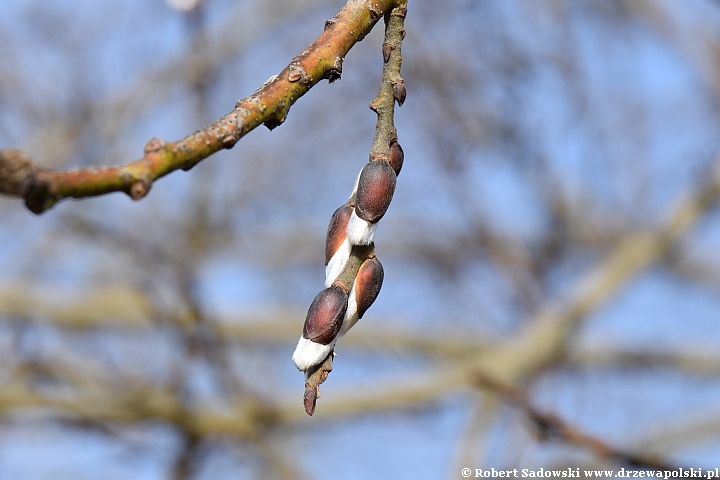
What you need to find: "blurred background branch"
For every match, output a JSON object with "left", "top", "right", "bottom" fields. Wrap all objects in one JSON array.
[{"left": 1, "top": 0, "right": 720, "bottom": 478}]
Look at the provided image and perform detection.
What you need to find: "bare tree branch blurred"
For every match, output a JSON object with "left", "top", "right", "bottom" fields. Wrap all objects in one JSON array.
[{"left": 1, "top": 0, "right": 720, "bottom": 478}]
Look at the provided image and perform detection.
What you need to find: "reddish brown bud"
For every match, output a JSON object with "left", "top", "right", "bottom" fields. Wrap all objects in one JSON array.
[
  {"left": 325, "top": 203, "right": 353, "bottom": 265},
  {"left": 389, "top": 140, "right": 404, "bottom": 176},
  {"left": 382, "top": 43, "right": 392, "bottom": 63},
  {"left": 303, "top": 285, "right": 348, "bottom": 345},
  {"left": 393, "top": 79, "right": 406, "bottom": 106},
  {"left": 355, "top": 160, "right": 397, "bottom": 223},
  {"left": 304, "top": 386, "right": 317, "bottom": 416},
  {"left": 355, "top": 257, "right": 384, "bottom": 318}
]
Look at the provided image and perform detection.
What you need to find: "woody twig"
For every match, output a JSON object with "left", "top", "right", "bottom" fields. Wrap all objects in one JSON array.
[{"left": 0, "top": 0, "right": 401, "bottom": 214}]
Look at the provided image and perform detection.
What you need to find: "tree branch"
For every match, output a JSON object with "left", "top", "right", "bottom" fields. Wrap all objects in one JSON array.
[
  {"left": 0, "top": 0, "right": 399, "bottom": 214},
  {"left": 302, "top": 0, "right": 407, "bottom": 416},
  {"left": 472, "top": 372, "right": 679, "bottom": 471}
]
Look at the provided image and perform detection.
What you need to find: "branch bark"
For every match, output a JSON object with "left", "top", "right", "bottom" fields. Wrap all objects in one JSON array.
[
  {"left": 472, "top": 372, "right": 679, "bottom": 471},
  {"left": 0, "top": 0, "right": 399, "bottom": 214}
]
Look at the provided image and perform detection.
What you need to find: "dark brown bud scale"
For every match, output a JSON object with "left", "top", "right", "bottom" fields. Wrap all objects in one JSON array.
[
  {"left": 325, "top": 203, "right": 353, "bottom": 264},
  {"left": 382, "top": 43, "right": 392, "bottom": 63},
  {"left": 389, "top": 140, "right": 404, "bottom": 176},
  {"left": 303, "top": 285, "right": 348, "bottom": 345},
  {"left": 355, "top": 160, "right": 397, "bottom": 223},
  {"left": 355, "top": 257, "right": 384, "bottom": 319},
  {"left": 393, "top": 80, "right": 406, "bottom": 106},
  {"left": 304, "top": 386, "right": 317, "bottom": 416}
]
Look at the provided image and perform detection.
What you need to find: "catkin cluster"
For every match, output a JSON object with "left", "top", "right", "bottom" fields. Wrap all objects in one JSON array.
[{"left": 292, "top": 140, "right": 404, "bottom": 377}]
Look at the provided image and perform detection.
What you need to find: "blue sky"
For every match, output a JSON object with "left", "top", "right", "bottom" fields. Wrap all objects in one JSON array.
[{"left": 1, "top": 0, "right": 720, "bottom": 478}]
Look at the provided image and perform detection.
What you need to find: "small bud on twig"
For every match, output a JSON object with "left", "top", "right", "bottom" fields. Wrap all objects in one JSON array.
[
  {"left": 324, "top": 17, "right": 338, "bottom": 31},
  {"left": 389, "top": 139, "right": 404, "bottom": 176},
  {"left": 392, "top": 78, "right": 406, "bottom": 106},
  {"left": 143, "top": 137, "right": 166, "bottom": 155},
  {"left": 368, "top": 3, "right": 382, "bottom": 21},
  {"left": 303, "top": 386, "right": 318, "bottom": 415},
  {"left": 382, "top": 43, "right": 393, "bottom": 63},
  {"left": 287, "top": 64, "right": 311, "bottom": 84},
  {"left": 325, "top": 56, "right": 343, "bottom": 84},
  {"left": 128, "top": 180, "right": 150, "bottom": 200}
]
